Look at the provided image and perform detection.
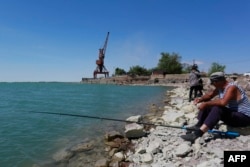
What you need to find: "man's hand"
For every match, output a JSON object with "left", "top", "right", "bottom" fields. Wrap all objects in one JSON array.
[
  {"left": 193, "top": 98, "right": 201, "bottom": 105},
  {"left": 198, "top": 102, "right": 207, "bottom": 110}
]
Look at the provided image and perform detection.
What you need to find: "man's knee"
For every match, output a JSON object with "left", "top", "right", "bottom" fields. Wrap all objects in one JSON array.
[
  {"left": 211, "top": 106, "right": 225, "bottom": 115},
  {"left": 211, "top": 106, "right": 221, "bottom": 110}
]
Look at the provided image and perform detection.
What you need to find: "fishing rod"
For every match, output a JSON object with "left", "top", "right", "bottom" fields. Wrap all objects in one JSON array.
[{"left": 28, "top": 111, "right": 240, "bottom": 138}]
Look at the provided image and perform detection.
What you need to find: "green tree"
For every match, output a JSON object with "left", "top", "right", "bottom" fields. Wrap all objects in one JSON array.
[
  {"left": 128, "top": 65, "right": 151, "bottom": 76},
  {"left": 147, "top": 67, "right": 157, "bottom": 74},
  {"left": 208, "top": 62, "right": 226, "bottom": 76},
  {"left": 181, "top": 63, "right": 191, "bottom": 74},
  {"left": 157, "top": 52, "right": 182, "bottom": 74},
  {"left": 114, "top": 67, "right": 126, "bottom": 75}
]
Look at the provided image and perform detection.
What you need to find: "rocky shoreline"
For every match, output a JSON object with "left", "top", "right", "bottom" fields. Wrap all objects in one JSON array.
[
  {"left": 117, "top": 86, "right": 250, "bottom": 167},
  {"left": 42, "top": 77, "right": 250, "bottom": 167}
]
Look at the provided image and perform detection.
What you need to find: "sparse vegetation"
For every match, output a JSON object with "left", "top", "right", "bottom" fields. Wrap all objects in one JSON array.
[
  {"left": 208, "top": 62, "right": 226, "bottom": 76},
  {"left": 113, "top": 53, "right": 226, "bottom": 76}
]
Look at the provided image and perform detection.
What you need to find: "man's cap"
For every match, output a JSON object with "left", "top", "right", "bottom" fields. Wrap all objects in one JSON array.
[
  {"left": 192, "top": 64, "right": 198, "bottom": 69},
  {"left": 210, "top": 72, "right": 225, "bottom": 81}
]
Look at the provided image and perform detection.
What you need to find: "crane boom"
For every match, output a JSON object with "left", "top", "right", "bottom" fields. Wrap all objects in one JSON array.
[
  {"left": 102, "top": 32, "right": 109, "bottom": 58},
  {"left": 94, "top": 32, "right": 110, "bottom": 79}
]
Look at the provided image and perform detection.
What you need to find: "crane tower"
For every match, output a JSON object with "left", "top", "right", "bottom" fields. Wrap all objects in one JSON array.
[{"left": 93, "top": 32, "right": 110, "bottom": 79}]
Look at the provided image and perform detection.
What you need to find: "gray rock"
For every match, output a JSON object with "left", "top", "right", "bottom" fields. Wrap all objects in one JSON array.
[
  {"left": 174, "top": 143, "right": 192, "bottom": 157},
  {"left": 126, "top": 115, "right": 142, "bottom": 123},
  {"left": 70, "top": 142, "right": 94, "bottom": 152},
  {"left": 104, "top": 131, "right": 124, "bottom": 141},
  {"left": 95, "top": 159, "right": 109, "bottom": 167},
  {"left": 52, "top": 149, "right": 74, "bottom": 162},
  {"left": 125, "top": 123, "right": 145, "bottom": 138}
]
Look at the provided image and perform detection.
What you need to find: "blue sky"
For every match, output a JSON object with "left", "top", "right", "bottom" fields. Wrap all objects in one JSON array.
[{"left": 0, "top": 0, "right": 250, "bottom": 82}]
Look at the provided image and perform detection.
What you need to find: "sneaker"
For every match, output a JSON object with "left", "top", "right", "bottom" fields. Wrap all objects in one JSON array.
[
  {"left": 185, "top": 125, "right": 200, "bottom": 134},
  {"left": 181, "top": 133, "right": 200, "bottom": 143}
]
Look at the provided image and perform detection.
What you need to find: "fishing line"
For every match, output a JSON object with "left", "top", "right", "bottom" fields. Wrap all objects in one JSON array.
[
  {"left": 27, "top": 111, "right": 240, "bottom": 137},
  {"left": 27, "top": 111, "right": 191, "bottom": 129}
]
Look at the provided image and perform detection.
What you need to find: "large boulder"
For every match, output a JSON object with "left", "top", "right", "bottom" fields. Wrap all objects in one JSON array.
[{"left": 125, "top": 123, "right": 145, "bottom": 139}]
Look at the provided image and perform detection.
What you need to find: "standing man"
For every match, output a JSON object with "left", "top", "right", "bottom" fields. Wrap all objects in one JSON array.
[{"left": 189, "top": 64, "right": 201, "bottom": 102}]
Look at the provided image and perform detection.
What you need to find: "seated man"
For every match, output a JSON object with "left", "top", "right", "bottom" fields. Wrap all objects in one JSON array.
[{"left": 181, "top": 71, "right": 250, "bottom": 142}]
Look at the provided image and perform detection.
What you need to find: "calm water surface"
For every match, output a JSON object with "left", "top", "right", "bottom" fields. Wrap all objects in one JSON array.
[{"left": 0, "top": 82, "right": 171, "bottom": 167}]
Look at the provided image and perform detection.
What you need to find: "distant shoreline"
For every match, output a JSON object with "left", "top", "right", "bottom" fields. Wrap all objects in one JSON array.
[{"left": 81, "top": 74, "right": 189, "bottom": 86}]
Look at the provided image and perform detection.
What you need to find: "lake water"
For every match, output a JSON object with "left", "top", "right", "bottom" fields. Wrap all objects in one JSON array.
[{"left": 0, "top": 82, "right": 171, "bottom": 167}]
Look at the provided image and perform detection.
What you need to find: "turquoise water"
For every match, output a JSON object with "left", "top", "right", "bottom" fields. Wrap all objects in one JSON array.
[{"left": 0, "top": 82, "right": 170, "bottom": 167}]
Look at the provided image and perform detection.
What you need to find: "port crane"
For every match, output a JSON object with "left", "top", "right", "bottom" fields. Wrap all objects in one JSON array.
[{"left": 93, "top": 32, "right": 110, "bottom": 79}]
